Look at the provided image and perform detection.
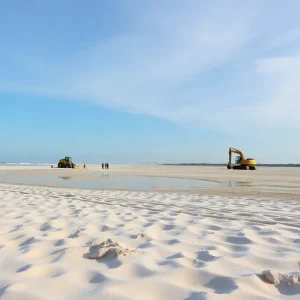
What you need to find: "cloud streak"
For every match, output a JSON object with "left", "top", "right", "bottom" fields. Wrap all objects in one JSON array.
[{"left": 1, "top": 0, "right": 300, "bottom": 133}]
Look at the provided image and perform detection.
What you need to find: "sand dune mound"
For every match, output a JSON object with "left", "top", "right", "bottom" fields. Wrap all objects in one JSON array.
[
  {"left": 262, "top": 270, "right": 300, "bottom": 285},
  {"left": 89, "top": 238, "right": 141, "bottom": 259}
]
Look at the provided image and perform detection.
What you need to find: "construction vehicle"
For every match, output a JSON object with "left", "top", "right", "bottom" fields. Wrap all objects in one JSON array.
[
  {"left": 227, "top": 148, "right": 256, "bottom": 170},
  {"left": 58, "top": 156, "right": 76, "bottom": 168}
]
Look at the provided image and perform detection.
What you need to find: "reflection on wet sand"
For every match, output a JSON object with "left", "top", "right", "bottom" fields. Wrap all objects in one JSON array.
[
  {"left": 99, "top": 174, "right": 110, "bottom": 179},
  {"left": 228, "top": 181, "right": 256, "bottom": 187},
  {"left": 59, "top": 176, "right": 72, "bottom": 180}
]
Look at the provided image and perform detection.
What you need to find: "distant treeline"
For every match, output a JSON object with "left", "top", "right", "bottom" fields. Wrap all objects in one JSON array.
[{"left": 162, "top": 163, "right": 300, "bottom": 167}]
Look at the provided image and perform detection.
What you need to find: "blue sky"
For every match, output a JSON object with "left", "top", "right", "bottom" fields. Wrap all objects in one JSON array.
[{"left": 1, "top": 0, "right": 300, "bottom": 164}]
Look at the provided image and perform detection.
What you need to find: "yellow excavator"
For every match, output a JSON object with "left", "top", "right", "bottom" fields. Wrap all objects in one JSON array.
[{"left": 227, "top": 148, "right": 256, "bottom": 170}]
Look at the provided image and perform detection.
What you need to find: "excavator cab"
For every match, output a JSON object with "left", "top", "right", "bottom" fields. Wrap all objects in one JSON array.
[{"left": 235, "top": 156, "right": 241, "bottom": 164}]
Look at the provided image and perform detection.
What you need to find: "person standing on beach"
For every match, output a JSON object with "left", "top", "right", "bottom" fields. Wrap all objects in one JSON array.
[
  {"left": 102, "top": 163, "right": 104, "bottom": 169},
  {"left": 107, "top": 163, "right": 109, "bottom": 169},
  {"left": 83, "top": 162, "right": 87, "bottom": 169}
]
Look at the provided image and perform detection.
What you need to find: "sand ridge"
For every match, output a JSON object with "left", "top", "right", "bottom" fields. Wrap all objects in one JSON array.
[{"left": 0, "top": 183, "right": 300, "bottom": 299}]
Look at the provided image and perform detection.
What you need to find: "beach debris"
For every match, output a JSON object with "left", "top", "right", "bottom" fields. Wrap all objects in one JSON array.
[
  {"left": 89, "top": 238, "right": 140, "bottom": 259},
  {"left": 136, "top": 233, "right": 146, "bottom": 239},
  {"left": 131, "top": 232, "right": 147, "bottom": 239},
  {"left": 262, "top": 270, "right": 300, "bottom": 285}
]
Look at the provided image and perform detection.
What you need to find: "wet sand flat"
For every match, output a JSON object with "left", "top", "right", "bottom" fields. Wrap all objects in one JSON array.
[{"left": 1, "top": 165, "right": 300, "bottom": 199}]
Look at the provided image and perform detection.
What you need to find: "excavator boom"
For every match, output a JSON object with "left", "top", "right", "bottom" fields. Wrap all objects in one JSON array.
[{"left": 228, "top": 147, "right": 246, "bottom": 165}]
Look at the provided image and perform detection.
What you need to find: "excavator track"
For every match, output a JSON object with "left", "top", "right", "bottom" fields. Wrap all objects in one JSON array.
[
  {"left": 232, "top": 165, "right": 248, "bottom": 170},
  {"left": 230, "top": 165, "right": 256, "bottom": 170}
]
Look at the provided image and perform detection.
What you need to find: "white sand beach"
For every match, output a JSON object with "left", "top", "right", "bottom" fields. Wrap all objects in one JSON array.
[{"left": 0, "top": 166, "right": 300, "bottom": 299}]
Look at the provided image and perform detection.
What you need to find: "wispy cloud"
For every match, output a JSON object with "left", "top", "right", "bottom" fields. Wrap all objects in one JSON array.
[
  {"left": 1, "top": 0, "right": 300, "bottom": 133},
  {"left": 254, "top": 56, "right": 300, "bottom": 128},
  {"left": 271, "top": 27, "right": 300, "bottom": 48}
]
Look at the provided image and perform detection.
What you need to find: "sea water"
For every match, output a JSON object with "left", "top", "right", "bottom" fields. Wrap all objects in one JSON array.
[{"left": 0, "top": 173, "right": 214, "bottom": 191}]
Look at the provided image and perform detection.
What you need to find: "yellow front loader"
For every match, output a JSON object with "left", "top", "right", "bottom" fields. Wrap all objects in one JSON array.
[{"left": 58, "top": 156, "right": 76, "bottom": 168}]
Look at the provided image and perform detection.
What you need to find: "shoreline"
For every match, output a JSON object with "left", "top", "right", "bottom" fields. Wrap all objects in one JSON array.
[{"left": 1, "top": 165, "right": 300, "bottom": 200}]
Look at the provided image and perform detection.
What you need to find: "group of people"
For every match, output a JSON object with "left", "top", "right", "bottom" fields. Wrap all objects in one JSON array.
[{"left": 82, "top": 162, "right": 109, "bottom": 170}]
